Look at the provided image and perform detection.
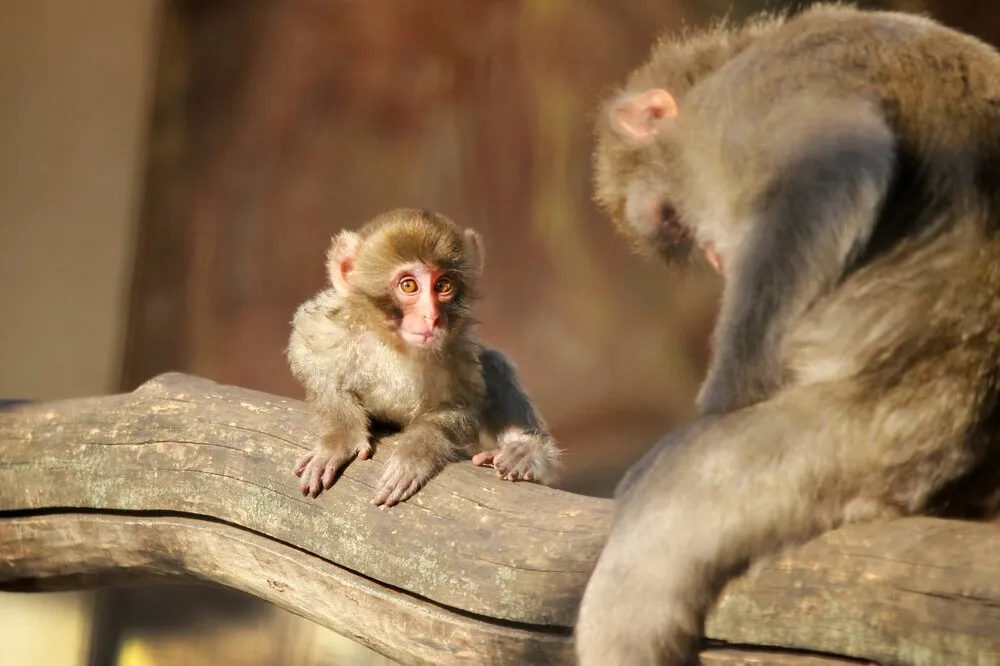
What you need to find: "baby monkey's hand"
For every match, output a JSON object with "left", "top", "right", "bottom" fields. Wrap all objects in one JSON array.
[{"left": 294, "top": 437, "right": 373, "bottom": 498}]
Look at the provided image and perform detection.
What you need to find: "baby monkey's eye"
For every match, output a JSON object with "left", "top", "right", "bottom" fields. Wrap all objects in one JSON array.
[
  {"left": 398, "top": 277, "right": 419, "bottom": 294},
  {"left": 434, "top": 277, "right": 454, "bottom": 294}
]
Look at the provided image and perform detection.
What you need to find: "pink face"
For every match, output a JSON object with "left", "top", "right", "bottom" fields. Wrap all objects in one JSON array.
[{"left": 392, "top": 263, "right": 456, "bottom": 346}]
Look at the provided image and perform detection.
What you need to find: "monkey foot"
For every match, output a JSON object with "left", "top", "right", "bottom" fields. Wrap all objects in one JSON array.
[
  {"left": 372, "top": 456, "right": 429, "bottom": 508},
  {"left": 472, "top": 449, "right": 536, "bottom": 482}
]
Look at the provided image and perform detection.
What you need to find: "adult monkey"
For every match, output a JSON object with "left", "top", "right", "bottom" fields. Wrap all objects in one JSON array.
[{"left": 576, "top": 4, "right": 1000, "bottom": 665}]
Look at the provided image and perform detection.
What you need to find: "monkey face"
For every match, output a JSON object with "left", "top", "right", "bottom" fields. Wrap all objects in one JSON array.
[
  {"left": 594, "top": 88, "right": 698, "bottom": 265},
  {"left": 327, "top": 209, "right": 481, "bottom": 351},
  {"left": 388, "top": 261, "right": 460, "bottom": 348},
  {"left": 623, "top": 180, "right": 697, "bottom": 264},
  {"left": 594, "top": 87, "right": 727, "bottom": 273}
]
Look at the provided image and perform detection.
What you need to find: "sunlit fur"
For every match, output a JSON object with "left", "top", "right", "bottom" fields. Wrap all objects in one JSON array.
[
  {"left": 578, "top": 5, "right": 1000, "bottom": 665},
  {"left": 287, "top": 209, "right": 560, "bottom": 507},
  {"left": 592, "top": 12, "right": 785, "bottom": 265}
]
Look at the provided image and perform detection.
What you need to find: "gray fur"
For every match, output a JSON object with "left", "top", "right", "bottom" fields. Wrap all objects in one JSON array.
[
  {"left": 578, "top": 5, "right": 1000, "bottom": 664},
  {"left": 478, "top": 348, "right": 561, "bottom": 484}
]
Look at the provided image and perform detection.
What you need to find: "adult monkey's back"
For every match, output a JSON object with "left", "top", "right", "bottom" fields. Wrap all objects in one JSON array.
[{"left": 576, "top": 4, "right": 1000, "bottom": 665}]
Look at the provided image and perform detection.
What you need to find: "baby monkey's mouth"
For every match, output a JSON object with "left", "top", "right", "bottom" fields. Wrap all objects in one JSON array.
[{"left": 400, "top": 329, "right": 441, "bottom": 346}]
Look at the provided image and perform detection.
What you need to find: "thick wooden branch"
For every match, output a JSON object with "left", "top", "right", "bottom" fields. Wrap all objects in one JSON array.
[{"left": 0, "top": 374, "right": 998, "bottom": 665}]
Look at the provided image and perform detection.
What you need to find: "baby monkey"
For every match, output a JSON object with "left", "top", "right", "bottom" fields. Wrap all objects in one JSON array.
[{"left": 287, "top": 208, "right": 559, "bottom": 507}]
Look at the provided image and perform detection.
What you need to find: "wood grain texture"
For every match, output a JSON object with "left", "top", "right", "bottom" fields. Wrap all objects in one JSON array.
[
  {"left": 0, "top": 513, "right": 869, "bottom": 666},
  {"left": 0, "top": 513, "right": 571, "bottom": 666},
  {"left": 1, "top": 373, "right": 998, "bottom": 665},
  {"left": 0, "top": 373, "right": 611, "bottom": 628}
]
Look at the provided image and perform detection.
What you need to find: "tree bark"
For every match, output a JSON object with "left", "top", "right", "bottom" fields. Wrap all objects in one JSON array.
[{"left": 1, "top": 374, "right": 997, "bottom": 665}]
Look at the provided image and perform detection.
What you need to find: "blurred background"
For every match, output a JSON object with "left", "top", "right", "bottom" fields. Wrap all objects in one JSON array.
[{"left": 1, "top": 0, "right": 996, "bottom": 664}]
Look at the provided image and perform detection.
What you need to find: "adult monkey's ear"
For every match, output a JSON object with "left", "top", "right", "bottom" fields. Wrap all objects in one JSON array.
[
  {"left": 326, "top": 231, "right": 360, "bottom": 294},
  {"left": 608, "top": 88, "right": 679, "bottom": 142}
]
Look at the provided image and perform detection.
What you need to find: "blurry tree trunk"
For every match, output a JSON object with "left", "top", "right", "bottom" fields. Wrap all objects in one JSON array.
[
  {"left": 923, "top": 0, "right": 1000, "bottom": 46},
  {"left": 689, "top": 0, "right": 928, "bottom": 21}
]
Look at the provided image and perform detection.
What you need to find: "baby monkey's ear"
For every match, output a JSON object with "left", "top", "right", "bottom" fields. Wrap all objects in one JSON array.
[
  {"left": 609, "top": 88, "right": 679, "bottom": 142},
  {"left": 326, "top": 231, "right": 361, "bottom": 294},
  {"left": 463, "top": 228, "right": 485, "bottom": 278}
]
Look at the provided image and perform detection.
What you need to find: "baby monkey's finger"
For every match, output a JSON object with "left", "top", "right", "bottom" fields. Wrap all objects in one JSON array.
[
  {"left": 293, "top": 453, "right": 312, "bottom": 477},
  {"left": 471, "top": 451, "right": 496, "bottom": 467}
]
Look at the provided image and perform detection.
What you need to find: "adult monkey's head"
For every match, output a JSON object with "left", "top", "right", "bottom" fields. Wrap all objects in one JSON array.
[{"left": 592, "top": 16, "right": 781, "bottom": 274}]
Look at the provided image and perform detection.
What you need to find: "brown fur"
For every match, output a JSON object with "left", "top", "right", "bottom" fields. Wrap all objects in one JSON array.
[
  {"left": 288, "top": 209, "right": 559, "bottom": 507},
  {"left": 593, "top": 12, "right": 786, "bottom": 262},
  {"left": 577, "top": 5, "right": 1000, "bottom": 664}
]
